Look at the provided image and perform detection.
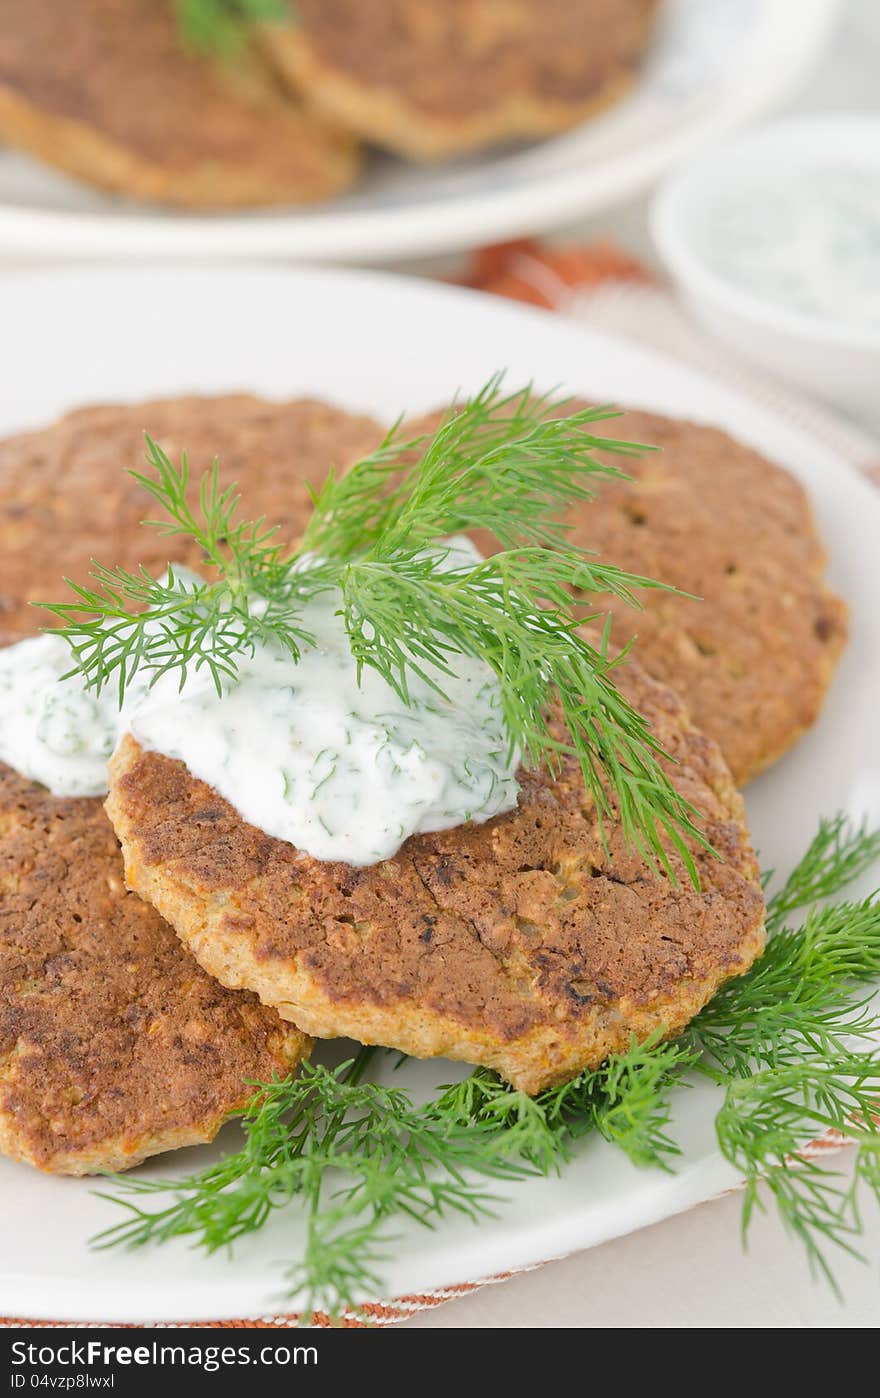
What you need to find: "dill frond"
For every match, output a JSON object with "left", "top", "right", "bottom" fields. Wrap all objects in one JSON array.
[
  {"left": 41, "top": 377, "right": 708, "bottom": 877},
  {"left": 764, "top": 813, "right": 880, "bottom": 928},
  {"left": 175, "top": 0, "right": 287, "bottom": 53},
  {"left": 94, "top": 1058, "right": 536, "bottom": 1321},
  {"left": 94, "top": 816, "right": 880, "bottom": 1320}
]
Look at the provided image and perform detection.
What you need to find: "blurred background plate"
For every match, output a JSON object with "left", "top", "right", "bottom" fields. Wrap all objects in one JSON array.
[{"left": 0, "top": 0, "right": 841, "bottom": 264}]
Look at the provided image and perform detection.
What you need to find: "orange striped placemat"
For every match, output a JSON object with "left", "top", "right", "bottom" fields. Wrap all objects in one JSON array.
[{"left": 6, "top": 240, "right": 875, "bottom": 1330}]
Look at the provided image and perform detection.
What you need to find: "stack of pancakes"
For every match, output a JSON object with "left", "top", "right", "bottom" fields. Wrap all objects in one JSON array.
[
  {"left": 0, "top": 0, "right": 662, "bottom": 207},
  {"left": 0, "top": 394, "right": 846, "bottom": 1173}
]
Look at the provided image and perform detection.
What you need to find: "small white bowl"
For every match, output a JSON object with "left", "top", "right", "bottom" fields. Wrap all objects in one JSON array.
[{"left": 651, "top": 115, "right": 880, "bottom": 426}]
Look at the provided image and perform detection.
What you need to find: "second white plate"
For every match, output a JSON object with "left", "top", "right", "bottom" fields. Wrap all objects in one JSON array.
[{"left": 0, "top": 0, "right": 840, "bottom": 263}]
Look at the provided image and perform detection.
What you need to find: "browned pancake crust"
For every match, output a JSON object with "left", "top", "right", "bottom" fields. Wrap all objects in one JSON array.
[
  {"left": 263, "top": 0, "right": 660, "bottom": 159},
  {"left": 0, "top": 394, "right": 384, "bottom": 647},
  {"left": 0, "top": 763, "right": 309, "bottom": 1175},
  {"left": 0, "top": 393, "right": 381, "bottom": 1172},
  {"left": 571, "top": 409, "right": 848, "bottom": 785},
  {"left": 407, "top": 403, "right": 848, "bottom": 786},
  {"left": 0, "top": 0, "right": 358, "bottom": 207},
  {"left": 106, "top": 657, "right": 765, "bottom": 1096}
]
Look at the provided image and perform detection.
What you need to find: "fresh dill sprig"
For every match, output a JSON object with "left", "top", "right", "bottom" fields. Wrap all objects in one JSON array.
[
  {"left": 547, "top": 1033, "right": 699, "bottom": 1168},
  {"left": 95, "top": 815, "right": 880, "bottom": 1319},
  {"left": 43, "top": 439, "right": 337, "bottom": 702},
  {"left": 715, "top": 1060, "right": 880, "bottom": 1288},
  {"left": 41, "top": 377, "right": 708, "bottom": 877},
  {"left": 175, "top": 0, "right": 288, "bottom": 53},
  {"left": 299, "top": 379, "right": 647, "bottom": 559},
  {"left": 688, "top": 898, "right": 880, "bottom": 1077},
  {"left": 764, "top": 813, "right": 880, "bottom": 928},
  {"left": 94, "top": 1055, "right": 538, "bottom": 1321},
  {"left": 690, "top": 815, "right": 880, "bottom": 1076},
  {"left": 684, "top": 820, "right": 880, "bottom": 1288}
]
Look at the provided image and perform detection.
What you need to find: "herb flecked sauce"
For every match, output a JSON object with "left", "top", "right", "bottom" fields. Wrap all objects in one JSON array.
[{"left": 0, "top": 541, "right": 520, "bottom": 865}]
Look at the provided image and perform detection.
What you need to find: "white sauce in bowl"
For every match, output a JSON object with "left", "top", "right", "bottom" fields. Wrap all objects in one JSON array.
[{"left": 702, "top": 167, "right": 880, "bottom": 329}]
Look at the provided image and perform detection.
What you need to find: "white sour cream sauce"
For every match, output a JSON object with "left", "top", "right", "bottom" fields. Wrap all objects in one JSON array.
[
  {"left": 703, "top": 167, "right": 880, "bottom": 327},
  {"left": 0, "top": 636, "right": 155, "bottom": 797},
  {"left": 0, "top": 540, "right": 520, "bottom": 866}
]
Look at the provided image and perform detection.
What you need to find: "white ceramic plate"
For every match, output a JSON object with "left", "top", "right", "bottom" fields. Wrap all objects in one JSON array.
[
  {"left": 0, "top": 0, "right": 840, "bottom": 264},
  {"left": 1, "top": 266, "right": 878, "bottom": 1324}
]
